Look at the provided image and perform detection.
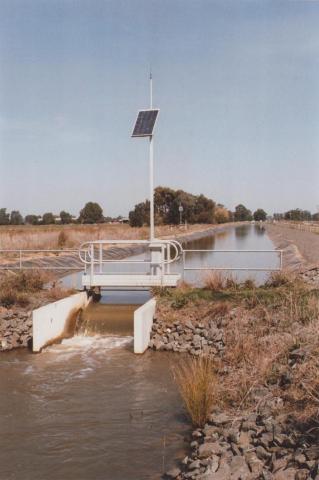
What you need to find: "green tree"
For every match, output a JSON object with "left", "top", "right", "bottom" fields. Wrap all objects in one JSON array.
[
  {"left": 42, "top": 212, "right": 56, "bottom": 225},
  {"left": 253, "top": 209, "right": 267, "bottom": 222},
  {"left": 129, "top": 187, "right": 220, "bottom": 226},
  {"left": 10, "top": 210, "right": 24, "bottom": 225},
  {"left": 25, "top": 214, "right": 39, "bottom": 225},
  {"left": 129, "top": 201, "right": 150, "bottom": 227},
  {"left": 60, "top": 211, "right": 73, "bottom": 224},
  {"left": 234, "top": 204, "right": 252, "bottom": 222},
  {"left": 284, "top": 209, "right": 312, "bottom": 221},
  {"left": 0, "top": 208, "right": 10, "bottom": 225},
  {"left": 79, "top": 202, "right": 104, "bottom": 224}
]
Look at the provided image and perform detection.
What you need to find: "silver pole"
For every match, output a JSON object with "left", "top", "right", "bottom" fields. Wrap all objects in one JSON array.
[
  {"left": 149, "top": 71, "right": 154, "bottom": 241},
  {"left": 150, "top": 70, "right": 153, "bottom": 109},
  {"left": 150, "top": 135, "right": 154, "bottom": 241}
]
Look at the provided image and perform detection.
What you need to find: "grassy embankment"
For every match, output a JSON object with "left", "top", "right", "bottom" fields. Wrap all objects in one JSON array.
[
  {"left": 157, "top": 272, "right": 319, "bottom": 428},
  {"left": 0, "top": 223, "right": 213, "bottom": 250}
]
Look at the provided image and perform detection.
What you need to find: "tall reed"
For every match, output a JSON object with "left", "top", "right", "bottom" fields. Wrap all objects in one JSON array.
[{"left": 172, "top": 356, "right": 216, "bottom": 427}]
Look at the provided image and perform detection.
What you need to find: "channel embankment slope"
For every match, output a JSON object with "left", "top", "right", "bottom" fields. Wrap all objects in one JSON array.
[{"left": 266, "top": 223, "right": 319, "bottom": 285}]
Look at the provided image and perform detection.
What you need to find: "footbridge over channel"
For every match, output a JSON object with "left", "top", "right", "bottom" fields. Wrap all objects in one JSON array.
[
  {"left": 0, "top": 237, "right": 283, "bottom": 289},
  {"left": 78, "top": 239, "right": 183, "bottom": 289}
]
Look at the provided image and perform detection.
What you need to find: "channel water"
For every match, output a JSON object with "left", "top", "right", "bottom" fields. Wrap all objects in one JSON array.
[{"left": 0, "top": 224, "right": 278, "bottom": 480}]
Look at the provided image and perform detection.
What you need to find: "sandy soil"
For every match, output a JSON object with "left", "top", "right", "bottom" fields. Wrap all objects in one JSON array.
[{"left": 266, "top": 223, "right": 319, "bottom": 270}]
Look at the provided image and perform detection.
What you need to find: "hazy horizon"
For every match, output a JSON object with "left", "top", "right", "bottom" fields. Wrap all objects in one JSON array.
[{"left": 0, "top": 0, "right": 318, "bottom": 217}]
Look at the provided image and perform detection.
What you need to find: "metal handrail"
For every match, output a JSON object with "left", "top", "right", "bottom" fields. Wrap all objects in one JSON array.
[{"left": 78, "top": 239, "right": 183, "bottom": 266}]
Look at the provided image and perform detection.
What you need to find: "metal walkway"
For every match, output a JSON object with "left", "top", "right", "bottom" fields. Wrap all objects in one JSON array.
[
  {"left": 78, "top": 239, "right": 182, "bottom": 288},
  {"left": 0, "top": 239, "right": 283, "bottom": 289}
]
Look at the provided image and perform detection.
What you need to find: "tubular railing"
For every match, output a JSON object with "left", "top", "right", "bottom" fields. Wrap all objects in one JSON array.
[
  {"left": 0, "top": 244, "right": 283, "bottom": 278},
  {"left": 78, "top": 239, "right": 183, "bottom": 282}
]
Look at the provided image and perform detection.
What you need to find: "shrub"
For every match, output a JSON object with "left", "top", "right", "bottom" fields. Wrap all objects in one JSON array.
[
  {"left": 242, "top": 278, "right": 256, "bottom": 290},
  {"left": 172, "top": 356, "right": 217, "bottom": 427},
  {"left": 57, "top": 230, "right": 68, "bottom": 248},
  {"left": 266, "top": 271, "right": 293, "bottom": 288},
  {"left": 203, "top": 271, "right": 225, "bottom": 291},
  {"left": 0, "top": 288, "right": 29, "bottom": 307},
  {"left": 171, "top": 293, "right": 188, "bottom": 309}
]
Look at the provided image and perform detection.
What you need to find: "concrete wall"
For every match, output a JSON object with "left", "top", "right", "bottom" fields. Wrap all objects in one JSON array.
[
  {"left": 33, "top": 292, "right": 89, "bottom": 352},
  {"left": 134, "top": 298, "right": 156, "bottom": 354}
]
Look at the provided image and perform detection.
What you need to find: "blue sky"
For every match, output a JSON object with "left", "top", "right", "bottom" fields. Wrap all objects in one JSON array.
[{"left": 0, "top": 0, "right": 318, "bottom": 217}]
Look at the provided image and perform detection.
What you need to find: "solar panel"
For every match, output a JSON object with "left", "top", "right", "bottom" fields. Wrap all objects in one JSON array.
[{"left": 132, "top": 109, "right": 159, "bottom": 137}]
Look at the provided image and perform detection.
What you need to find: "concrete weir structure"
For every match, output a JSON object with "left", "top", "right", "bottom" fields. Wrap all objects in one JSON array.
[
  {"left": 32, "top": 292, "right": 90, "bottom": 352},
  {"left": 32, "top": 291, "right": 156, "bottom": 354},
  {"left": 133, "top": 298, "right": 156, "bottom": 354}
]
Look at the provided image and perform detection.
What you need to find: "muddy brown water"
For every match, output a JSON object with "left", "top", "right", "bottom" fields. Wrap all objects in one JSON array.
[
  {"left": 0, "top": 339, "right": 189, "bottom": 480},
  {"left": 0, "top": 225, "right": 278, "bottom": 480}
]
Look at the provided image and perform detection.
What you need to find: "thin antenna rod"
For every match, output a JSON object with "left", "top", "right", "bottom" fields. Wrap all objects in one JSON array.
[{"left": 150, "top": 70, "right": 153, "bottom": 109}]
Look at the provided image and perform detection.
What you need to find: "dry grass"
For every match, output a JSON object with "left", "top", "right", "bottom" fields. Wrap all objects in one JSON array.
[
  {"left": 172, "top": 356, "right": 217, "bottom": 427},
  {"left": 266, "top": 270, "right": 294, "bottom": 287},
  {"left": 157, "top": 279, "right": 319, "bottom": 422},
  {"left": 0, "top": 270, "right": 74, "bottom": 307},
  {"left": 0, "top": 223, "right": 212, "bottom": 251},
  {"left": 217, "top": 283, "right": 319, "bottom": 419},
  {"left": 203, "top": 271, "right": 255, "bottom": 291},
  {"left": 0, "top": 270, "right": 49, "bottom": 307},
  {"left": 203, "top": 271, "right": 226, "bottom": 291}
]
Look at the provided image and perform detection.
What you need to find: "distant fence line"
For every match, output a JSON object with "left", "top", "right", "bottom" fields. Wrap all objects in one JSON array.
[{"left": 274, "top": 221, "right": 319, "bottom": 235}]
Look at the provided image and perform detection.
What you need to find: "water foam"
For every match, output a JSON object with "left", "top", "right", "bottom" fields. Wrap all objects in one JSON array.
[{"left": 45, "top": 335, "right": 133, "bottom": 355}]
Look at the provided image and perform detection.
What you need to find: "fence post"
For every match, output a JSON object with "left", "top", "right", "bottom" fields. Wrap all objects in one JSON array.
[
  {"left": 99, "top": 243, "right": 103, "bottom": 273},
  {"left": 90, "top": 244, "right": 94, "bottom": 286}
]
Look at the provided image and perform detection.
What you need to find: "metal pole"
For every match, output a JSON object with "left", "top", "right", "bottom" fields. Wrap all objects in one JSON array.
[
  {"left": 149, "top": 71, "right": 155, "bottom": 241},
  {"left": 150, "top": 136, "right": 154, "bottom": 241},
  {"left": 150, "top": 71, "right": 153, "bottom": 109}
]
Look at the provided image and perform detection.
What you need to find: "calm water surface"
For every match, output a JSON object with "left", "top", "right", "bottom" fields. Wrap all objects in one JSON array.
[{"left": 63, "top": 223, "right": 279, "bottom": 288}]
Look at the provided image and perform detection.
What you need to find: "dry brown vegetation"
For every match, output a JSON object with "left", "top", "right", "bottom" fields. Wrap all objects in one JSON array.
[
  {"left": 158, "top": 274, "right": 319, "bottom": 423},
  {"left": 0, "top": 223, "right": 211, "bottom": 251},
  {"left": 172, "top": 356, "right": 217, "bottom": 427},
  {"left": 0, "top": 270, "right": 75, "bottom": 307}
]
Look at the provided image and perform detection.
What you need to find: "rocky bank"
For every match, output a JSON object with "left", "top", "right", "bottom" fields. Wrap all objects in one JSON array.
[
  {"left": 0, "top": 307, "right": 32, "bottom": 351},
  {"left": 165, "top": 411, "right": 319, "bottom": 480},
  {"left": 149, "top": 316, "right": 225, "bottom": 356}
]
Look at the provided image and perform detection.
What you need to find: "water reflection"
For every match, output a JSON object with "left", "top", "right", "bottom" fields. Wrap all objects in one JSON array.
[
  {"left": 62, "top": 224, "right": 278, "bottom": 288},
  {"left": 234, "top": 225, "right": 250, "bottom": 239}
]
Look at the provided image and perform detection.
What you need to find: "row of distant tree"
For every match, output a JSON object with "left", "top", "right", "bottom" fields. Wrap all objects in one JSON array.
[
  {"left": 0, "top": 202, "right": 107, "bottom": 226},
  {"left": 1, "top": 190, "right": 317, "bottom": 227},
  {"left": 128, "top": 187, "right": 268, "bottom": 226},
  {"left": 273, "top": 209, "right": 319, "bottom": 222}
]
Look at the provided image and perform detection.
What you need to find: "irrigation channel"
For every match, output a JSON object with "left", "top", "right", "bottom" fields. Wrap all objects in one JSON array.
[{"left": 0, "top": 224, "right": 279, "bottom": 480}]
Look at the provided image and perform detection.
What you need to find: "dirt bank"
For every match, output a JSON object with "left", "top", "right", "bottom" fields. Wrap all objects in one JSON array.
[
  {"left": 266, "top": 223, "right": 319, "bottom": 286},
  {"left": 266, "top": 223, "right": 319, "bottom": 270}
]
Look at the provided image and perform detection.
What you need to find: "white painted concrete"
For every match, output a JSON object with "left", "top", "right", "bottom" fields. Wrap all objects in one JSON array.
[
  {"left": 82, "top": 273, "right": 180, "bottom": 288},
  {"left": 33, "top": 292, "right": 89, "bottom": 352},
  {"left": 134, "top": 298, "right": 156, "bottom": 354}
]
